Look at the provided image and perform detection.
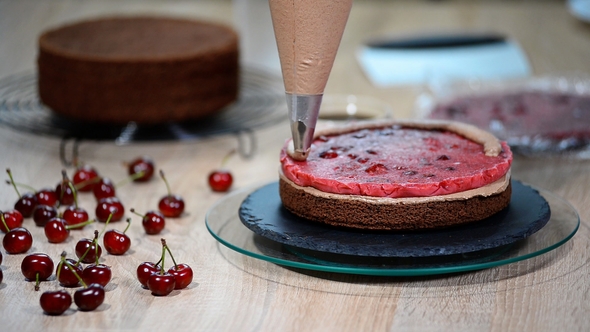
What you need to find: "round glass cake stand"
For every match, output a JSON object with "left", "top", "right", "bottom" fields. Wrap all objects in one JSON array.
[{"left": 205, "top": 183, "right": 580, "bottom": 276}]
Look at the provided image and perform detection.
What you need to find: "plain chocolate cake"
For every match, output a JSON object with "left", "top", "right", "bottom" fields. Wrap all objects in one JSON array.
[{"left": 37, "top": 16, "right": 239, "bottom": 125}]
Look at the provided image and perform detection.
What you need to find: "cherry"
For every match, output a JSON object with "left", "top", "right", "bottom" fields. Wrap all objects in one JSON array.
[
  {"left": 147, "top": 272, "right": 176, "bottom": 296},
  {"left": 103, "top": 218, "right": 132, "bottom": 255},
  {"left": 158, "top": 170, "right": 185, "bottom": 218},
  {"left": 208, "top": 149, "right": 235, "bottom": 192},
  {"left": 35, "top": 188, "right": 59, "bottom": 207},
  {"left": 73, "top": 164, "right": 100, "bottom": 192},
  {"left": 40, "top": 290, "right": 72, "bottom": 315},
  {"left": 56, "top": 254, "right": 83, "bottom": 287},
  {"left": 6, "top": 169, "right": 38, "bottom": 217},
  {"left": 44, "top": 217, "right": 94, "bottom": 243},
  {"left": 74, "top": 283, "right": 105, "bottom": 311},
  {"left": 137, "top": 262, "right": 160, "bottom": 288},
  {"left": 162, "top": 239, "right": 193, "bottom": 289},
  {"left": 208, "top": 170, "right": 233, "bottom": 192},
  {"left": 82, "top": 263, "right": 112, "bottom": 287},
  {"left": 127, "top": 156, "right": 155, "bottom": 182},
  {"left": 1, "top": 209, "right": 24, "bottom": 233},
  {"left": 21, "top": 253, "right": 54, "bottom": 291},
  {"left": 14, "top": 192, "right": 38, "bottom": 218},
  {"left": 95, "top": 197, "right": 124, "bottom": 222},
  {"left": 75, "top": 230, "right": 102, "bottom": 264},
  {"left": 92, "top": 177, "right": 116, "bottom": 200},
  {"left": 62, "top": 206, "right": 89, "bottom": 229},
  {"left": 131, "top": 208, "right": 165, "bottom": 235},
  {"left": 55, "top": 170, "right": 75, "bottom": 206},
  {"left": 33, "top": 204, "right": 58, "bottom": 227},
  {"left": 2, "top": 213, "right": 33, "bottom": 254},
  {"left": 61, "top": 259, "right": 105, "bottom": 311}
]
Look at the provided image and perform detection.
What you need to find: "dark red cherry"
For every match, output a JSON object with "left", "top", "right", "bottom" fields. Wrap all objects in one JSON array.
[
  {"left": 158, "top": 195, "right": 185, "bottom": 218},
  {"left": 208, "top": 170, "right": 233, "bottom": 192},
  {"left": 137, "top": 262, "right": 160, "bottom": 288},
  {"left": 1, "top": 210, "right": 24, "bottom": 233},
  {"left": 44, "top": 218, "right": 70, "bottom": 243},
  {"left": 3, "top": 227, "right": 33, "bottom": 254},
  {"left": 56, "top": 258, "right": 83, "bottom": 287},
  {"left": 95, "top": 197, "right": 124, "bottom": 222},
  {"left": 74, "top": 283, "right": 105, "bottom": 311},
  {"left": 35, "top": 188, "right": 58, "bottom": 207},
  {"left": 128, "top": 156, "right": 155, "bottom": 182},
  {"left": 75, "top": 234, "right": 102, "bottom": 264},
  {"left": 14, "top": 192, "right": 38, "bottom": 218},
  {"left": 147, "top": 272, "right": 176, "bottom": 296},
  {"left": 132, "top": 208, "right": 165, "bottom": 235},
  {"left": 103, "top": 220, "right": 131, "bottom": 255},
  {"left": 33, "top": 204, "right": 58, "bottom": 227},
  {"left": 92, "top": 177, "right": 116, "bottom": 200},
  {"left": 62, "top": 206, "right": 89, "bottom": 229},
  {"left": 82, "top": 263, "right": 112, "bottom": 287},
  {"left": 21, "top": 253, "right": 54, "bottom": 290},
  {"left": 73, "top": 165, "right": 99, "bottom": 192},
  {"left": 40, "top": 290, "right": 72, "bottom": 315},
  {"left": 168, "top": 263, "right": 193, "bottom": 290},
  {"left": 55, "top": 182, "right": 75, "bottom": 207}
]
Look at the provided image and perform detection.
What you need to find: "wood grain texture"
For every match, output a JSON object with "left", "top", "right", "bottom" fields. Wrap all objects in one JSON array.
[{"left": 0, "top": 1, "right": 589, "bottom": 331}]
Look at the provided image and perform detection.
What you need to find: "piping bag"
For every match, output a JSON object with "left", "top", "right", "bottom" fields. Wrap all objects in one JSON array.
[{"left": 269, "top": 0, "right": 353, "bottom": 161}]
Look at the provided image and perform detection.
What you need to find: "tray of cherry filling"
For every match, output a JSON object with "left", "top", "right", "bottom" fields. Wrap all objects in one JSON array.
[{"left": 422, "top": 74, "right": 590, "bottom": 158}]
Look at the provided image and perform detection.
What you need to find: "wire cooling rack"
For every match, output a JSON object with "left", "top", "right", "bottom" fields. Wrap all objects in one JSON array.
[{"left": 0, "top": 67, "right": 287, "bottom": 145}]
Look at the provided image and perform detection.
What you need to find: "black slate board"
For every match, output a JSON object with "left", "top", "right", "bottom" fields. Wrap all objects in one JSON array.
[{"left": 238, "top": 180, "right": 551, "bottom": 258}]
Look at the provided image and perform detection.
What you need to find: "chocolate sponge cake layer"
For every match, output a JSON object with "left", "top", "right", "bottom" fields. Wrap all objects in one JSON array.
[
  {"left": 279, "top": 176, "right": 512, "bottom": 231},
  {"left": 37, "top": 16, "right": 239, "bottom": 125}
]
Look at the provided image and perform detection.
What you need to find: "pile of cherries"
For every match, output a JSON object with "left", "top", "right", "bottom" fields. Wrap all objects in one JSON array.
[{"left": 0, "top": 154, "right": 234, "bottom": 316}]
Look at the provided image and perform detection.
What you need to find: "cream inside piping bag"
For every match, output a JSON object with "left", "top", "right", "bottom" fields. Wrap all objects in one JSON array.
[{"left": 269, "top": 0, "right": 353, "bottom": 160}]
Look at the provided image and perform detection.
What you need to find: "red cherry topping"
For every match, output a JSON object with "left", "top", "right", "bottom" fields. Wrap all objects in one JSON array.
[
  {"left": 2, "top": 226, "right": 33, "bottom": 254},
  {"left": 1, "top": 209, "right": 24, "bottom": 233},
  {"left": 21, "top": 253, "right": 54, "bottom": 291},
  {"left": 103, "top": 218, "right": 132, "bottom": 255},
  {"left": 158, "top": 170, "right": 185, "bottom": 218},
  {"left": 208, "top": 170, "right": 233, "bottom": 192},
  {"left": 40, "top": 290, "right": 72, "bottom": 315},
  {"left": 131, "top": 208, "right": 165, "bottom": 235},
  {"left": 128, "top": 156, "right": 155, "bottom": 182},
  {"left": 73, "top": 165, "right": 100, "bottom": 192},
  {"left": 82, "top": 263, "right": 112, "bottom": 287}
]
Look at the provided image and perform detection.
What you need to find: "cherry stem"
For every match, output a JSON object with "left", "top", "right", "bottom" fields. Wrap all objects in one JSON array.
[
  {"left": 163, "top": 239, "right": 179, "bottom": 269},
  {"left": 74, "top": 176, "right": 101, "bottom": 190},
  {"left": 115, "top": 170, "right": 146, "bottom": 188},
  {"left": 35, "top": 272, "right": 41, "bottom": 291},
  {"left": 67, "top": 178, "right": 79, "bottom": 209},
  {"left": 77, "top": 230, "right": 100, "bottom": 265},
  {"left": 6, "top": 168, "right": 23, "bottom": 197},
  {"left": 57, "top": 251, "right": 66, "bottom": 282},
  {"left": 129, "top": 208, "right": 144, "bottom": 218},
  {"left": 65, "top": 219, "right": 95, "bottom": 230},
  {"left": 159, "top": 238, "right": 167, "bottom": 275},
  {"left": 0, "top": 211, "right": 9, "bottom": 230},
  {"left": 63, "top": 256, "right": 88, "bottom": 288},
  {"left": 98, "top": 214, "right": 114, "bottom": 238},
  {"left": 93, "top": 230, "right": 100, "bottom": 265},
  {"left": 159, "top": 170, "right": 173, "bottom": 198},
  {"left": 220, "top": 149, "right": 237, "bottom": 168},
  {"left": 59, "top": 170, "right": 70, "bottom": 207},
  {"left": 123, "top": 218, "right": 131, "bottom": 234}
]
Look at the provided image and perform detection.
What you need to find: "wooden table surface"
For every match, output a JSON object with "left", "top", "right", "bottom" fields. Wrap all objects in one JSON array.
[{"left": 1, "top": 1, "right": 589, "bottom": 331}]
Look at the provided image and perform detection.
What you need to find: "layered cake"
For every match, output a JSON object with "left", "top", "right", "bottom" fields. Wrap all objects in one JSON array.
[
  {"left": 279, "top": 120, "right": 513, "bottom": 230},
  {"left": 38, "top": 16, "right": 239, "bottom": 124}
]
